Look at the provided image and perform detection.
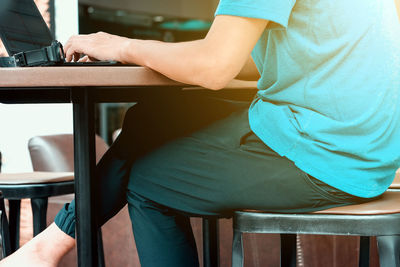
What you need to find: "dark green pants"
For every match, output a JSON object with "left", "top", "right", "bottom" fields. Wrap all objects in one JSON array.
[{"left": 55, "top": 92, "right": 368, "bottom": 267}]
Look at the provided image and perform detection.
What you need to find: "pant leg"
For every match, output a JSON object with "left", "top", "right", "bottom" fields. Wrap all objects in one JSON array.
[
  {"left": 127, "top": 108, "right": 368, "bottom": 267},
  {"left": 54, "top": 141, "right": 133, "bottom": 238},
  {"left": 55, "top": 92, "right": 252, "bottom": 238},
  {"left": 128, "top": 192, "right": 199, "bottom": 267}
]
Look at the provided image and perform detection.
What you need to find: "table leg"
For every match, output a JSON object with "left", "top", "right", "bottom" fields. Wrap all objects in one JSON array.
[{"left": 72, "top": 87, "right": 98, "bottom": 267}]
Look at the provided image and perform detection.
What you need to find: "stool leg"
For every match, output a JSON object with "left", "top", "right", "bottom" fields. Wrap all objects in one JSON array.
[
  {"left": 0, "top": 196, "right": 11, "bottom": 257},
  {"left": 8, "top": 199, "right": 21, "bottom": 252},
  {"left": 359, "top": 236, "right": 370, "bottom": 267},
  {"left": 203, "top": 218, "right": 219, "bottom": 267},
  {"left": 377, "top": 235, "right": 400, "bottom": 267},
  {"left": 232, "top": 229, "right": 244, "bottom": 267},
  {"left": 30, "top": 198, "right": 48, "bottom": 236},
  {"left": 280, "top": 234, "right": 296, "bottom": 267}
]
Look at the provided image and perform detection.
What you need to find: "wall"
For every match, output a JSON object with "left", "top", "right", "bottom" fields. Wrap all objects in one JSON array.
[{"left": 0, "top": 0, "right": 77, "bottom": 173}]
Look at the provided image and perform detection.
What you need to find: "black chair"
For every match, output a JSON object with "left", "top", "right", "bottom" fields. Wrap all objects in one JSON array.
[
  {"left": 27, "top": 134, "right": 109, "bottom": 266},
  {"left": 0, "top": 152, "right": 11, "bottom": 259},
  {"left": 232, "top": 190, "right": 400, "bottom": 267},
  {"left": 0, "top": 172, "right": 74, "bottom": 252},
  {"left": 0, "top": 191, "right": 11, "bottom": 259},
  {"left": 0, "top": 134, "right": 108, "bottom": 263}
]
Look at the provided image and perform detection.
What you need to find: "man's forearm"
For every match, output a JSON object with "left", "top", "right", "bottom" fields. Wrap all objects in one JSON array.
[{"left": 120, "top": 39, "right": 234, "bottom": 90}]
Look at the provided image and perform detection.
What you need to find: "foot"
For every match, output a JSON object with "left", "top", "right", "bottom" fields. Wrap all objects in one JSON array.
[
  {"left": 0, "top": 240, "right": 58, "bottom": 267},
  {"left": 0, "top": 223, "right": 75, "bottom": 267}
]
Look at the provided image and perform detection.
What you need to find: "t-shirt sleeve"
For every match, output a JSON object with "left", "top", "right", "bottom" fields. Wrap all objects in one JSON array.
[{"left": 215, "top": 0, "right": 296, "bottom": 28}]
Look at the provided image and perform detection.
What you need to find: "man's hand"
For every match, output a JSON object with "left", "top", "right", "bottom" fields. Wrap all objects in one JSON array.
[{"left": 63, "top": 32, "right": 130, "bottom": 62}]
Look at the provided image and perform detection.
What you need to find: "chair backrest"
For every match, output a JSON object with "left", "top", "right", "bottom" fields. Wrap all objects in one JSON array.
[{"left": 28, "top": 134, "right": 109, "bottom": 172}]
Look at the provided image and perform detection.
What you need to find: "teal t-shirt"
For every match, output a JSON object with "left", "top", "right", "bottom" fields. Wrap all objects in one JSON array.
[{"left": 215, "top": 0, "right": 400, "bottom": 198}]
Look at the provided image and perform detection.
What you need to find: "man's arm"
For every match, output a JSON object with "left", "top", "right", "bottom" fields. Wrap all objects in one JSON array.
[{"left": 64, "top": 15, "right": 268, "bottom": 90}]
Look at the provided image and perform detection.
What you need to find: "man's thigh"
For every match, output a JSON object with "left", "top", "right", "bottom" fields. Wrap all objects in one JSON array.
[{"left": 127, "top": 108, "right": 344, "bottom": 217}]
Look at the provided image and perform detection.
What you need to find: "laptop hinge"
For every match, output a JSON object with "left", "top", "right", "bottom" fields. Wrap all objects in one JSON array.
[{"left": 0, "top": 41, "right": 65, "bottom": 67}]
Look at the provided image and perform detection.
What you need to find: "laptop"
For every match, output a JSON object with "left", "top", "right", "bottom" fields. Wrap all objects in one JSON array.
[{"left": 0, "top": 0, "right": 131, "bottom": 66}]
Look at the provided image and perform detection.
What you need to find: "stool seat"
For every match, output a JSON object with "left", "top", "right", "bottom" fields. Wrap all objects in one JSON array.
[
  {"left": 0, "top": 172, "right": 74, "bottom": 200},
  {"left": 0, "top": 172, "right": 75, "bottom": 200},
  {"left": 241, "top": 191, "right": 400, "bottom": 216},
  {"left": 314, "top": 191, "right": 400, "bottom": 215},
  {"left": 389, "top": 169, "right": 400, "bottom": 189},
  {"left": 0, "top": 172, "right": 74, "bottom": 184},
  {"left": 236, "top": 191, "right": 400, "bottom": 235}
]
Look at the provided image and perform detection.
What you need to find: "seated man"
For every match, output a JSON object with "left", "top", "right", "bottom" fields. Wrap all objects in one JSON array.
[{"left": 1, "top": 0, "right": 400, "bottom": 266}]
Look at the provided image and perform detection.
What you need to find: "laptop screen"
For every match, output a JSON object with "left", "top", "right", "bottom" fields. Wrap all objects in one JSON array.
[{"left": 0, "top": 0, "right": 53, "bottom": 56}]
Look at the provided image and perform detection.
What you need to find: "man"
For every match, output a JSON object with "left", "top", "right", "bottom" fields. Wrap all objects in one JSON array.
[{"left": 1, "top": 0, "right": 399, "bottom": 266}]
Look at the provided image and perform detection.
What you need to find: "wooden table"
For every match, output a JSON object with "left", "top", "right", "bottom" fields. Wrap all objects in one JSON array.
[{"left": 0, "top": 66, "right": 256, "bottom": 266}]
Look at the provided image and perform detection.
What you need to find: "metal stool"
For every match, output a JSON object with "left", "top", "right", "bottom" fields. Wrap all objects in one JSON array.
[
  {"left": 232, "top": 190, "right": 400, "bottom": 267},
  {"left": 277, "top": 170, "right": 400, "bottom": 266}
]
